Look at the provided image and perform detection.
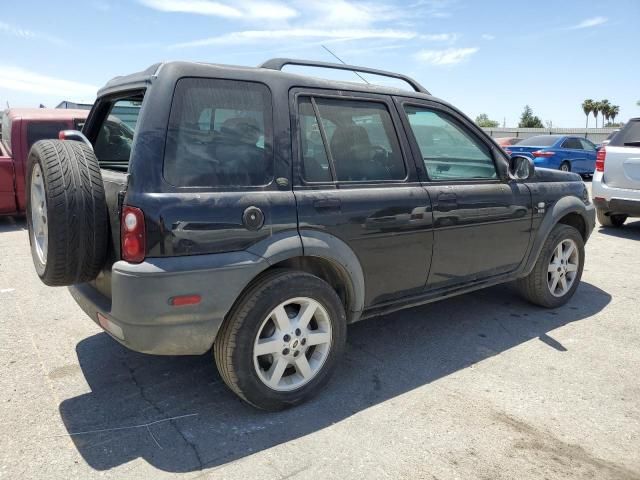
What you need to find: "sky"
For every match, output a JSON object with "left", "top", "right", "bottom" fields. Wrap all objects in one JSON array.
[{"left": 1, "top": 0, "right": 639, "bottom": 127}]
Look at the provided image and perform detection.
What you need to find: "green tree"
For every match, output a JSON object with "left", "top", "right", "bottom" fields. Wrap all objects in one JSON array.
[
  {"left": 609, "top": 105, "right": 620, "bottom": 124},
  {"left": 592, "top": 101, "right": 601, "bottom": 128},
  {"left": 600, "top": 99, "right": 612, "bottom": 128},
  {"left": 475, "top": 113, "right": 500, "bottom": 128},
  {"left": 582, "top": 99, "right": 594, "bottom": 128},
  {"left": 518, "top": 105, "right": 544, "bottom": 128}
]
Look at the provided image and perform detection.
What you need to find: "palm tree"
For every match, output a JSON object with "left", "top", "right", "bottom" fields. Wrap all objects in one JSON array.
[
  {"left": 610, "top": 105, "right": 620, "bottom": 125},
  {"left": 592, "top": 102, "right": 601, "bottom": 128},
  {"left": 582, "top": 99, "right": 594, "bottom": 128},
  {"left": 600, "top": 100, "right": 611, "bottom": 128}
]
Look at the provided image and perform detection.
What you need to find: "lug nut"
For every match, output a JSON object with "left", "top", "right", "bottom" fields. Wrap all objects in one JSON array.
[
  {"left": 282, "top": 348, "right": 290, "bottom": 355},
  {"left": 293, "top": 351, "right": 299, "bottom": 357},
  {"left": 301, "top": 338, "right": 307, "bottom": 346},
  {"left": 283, "top": 334, "right": 291, "bottom": 342},
  {"left": 295, "top": 328, "right": 301, "bottom": 336}
]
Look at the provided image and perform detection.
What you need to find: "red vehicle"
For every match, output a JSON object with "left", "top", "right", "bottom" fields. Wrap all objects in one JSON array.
[{"left": 0, "top": 109, "right": 90, "bottom": 216}]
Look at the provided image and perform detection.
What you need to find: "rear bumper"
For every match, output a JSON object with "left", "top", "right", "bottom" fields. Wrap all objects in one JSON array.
[
  {"left": 592, "top": 172, "right": 640, "bottom": 216},
  {"left": 69, "top": 251, "right": 267, "bottom": 355}
]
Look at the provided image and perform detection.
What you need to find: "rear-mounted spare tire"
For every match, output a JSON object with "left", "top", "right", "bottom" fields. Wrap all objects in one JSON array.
[{"left": 26, "top": 140, "right": 109, "bottom": 286}]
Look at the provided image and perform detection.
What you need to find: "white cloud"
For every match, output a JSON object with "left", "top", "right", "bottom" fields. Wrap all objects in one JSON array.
[
  {"left": 481, "top": 33, "right": 495, "bottom": 40},
  {"left": 0, "top": 21, "right": 67, "bottom": 46},
  {"left": 0, "top": 65, "right": 98, "bottom": 98},
  {"left": 415, "top": 47, "right": 479, "bottom": 65},
  {"left": 138, "top": 0, "right": 297, "bottom": 20},
  {"left": 171, "top": 28, "right": 421, "bottom": 48},
  {"left": 569, "top": 16, "right": 608, "bottom": 29}
]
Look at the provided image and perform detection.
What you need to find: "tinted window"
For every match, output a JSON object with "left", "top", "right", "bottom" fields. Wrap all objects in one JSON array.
[
  {"left": 517, "top": 136, "right": 560, "bottom": 147},
  {"left": 579, "top": 138, "right": 596, "bottom": 151},
  {"left": 164, "top": 78, "right": 272, "bottom": 187},
  {"left": 561, "top": 138, "right": 583, "bottom": 150},
  {"left": 1, "top": 113, "right": 11, "bottom": 151},
  {"left": 300, "top": 97, "right": 405, "bottom": 182},
  {"left": 609, "top": 120, "right": 640, "bottom": 146},
  {"left": 27, "top": 122, "right": 67, "bottom": 150},
  {"left": 299, "top": 98, "right": 331, "bottom": 182},
  {"left": 404, "top": 105, "right": 496, "bottom": 181},
  {"left": 94, "top": 98, "right": 140, "bottom": 165}
]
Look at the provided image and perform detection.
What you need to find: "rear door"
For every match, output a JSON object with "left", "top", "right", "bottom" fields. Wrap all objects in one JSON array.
[
  {"left": 396, "top": 98, "right": 532, "bottom": 289},
  {"left": 291, "top": 89, "right": 433, "bottom": 306},
  {"left": 560, "top": 137, "right": 586, "bottom": 172},
  {"left": 579, "top": 138, "right": 597, "bottom": 173},
  {"left": 603, "top": 119, "right": 640, "bottom": 190}
]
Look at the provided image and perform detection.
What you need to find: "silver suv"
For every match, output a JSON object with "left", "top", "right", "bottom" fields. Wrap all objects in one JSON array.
[{"left": 593, "top": 118, "right": 640, "bottom": 227}]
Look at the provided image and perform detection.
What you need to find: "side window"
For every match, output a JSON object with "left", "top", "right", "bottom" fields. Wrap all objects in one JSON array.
[
  {"left": 94, "top": 98, "right": 140, "bottom": 165},
  {"left": 164, "top": 78, "right": 272, "bottom": 187},
  {"left": 579, "top": 138, "right": 596, "bottom": 151},
  {"left": 562, "top": 138, "right": 583, "bottom": 150},
  {"left": 27, "top": 122, "right": 67, "bottom": 150},
  {"left": 299, "top": 96, "right": 406, "bottom": 182},
  {"left": 403, "top": 105, "right": 496, "bottom": 181}
]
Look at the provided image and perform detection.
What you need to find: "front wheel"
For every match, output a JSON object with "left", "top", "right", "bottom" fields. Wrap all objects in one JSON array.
[
  {"left": 517, "top": 224, "right": 584, "bottom": 308},
  {"left": 560, "top": 161, "right": 571, "bottom": 172},
  {"left": 214, "top": 269, "right": 346, "bottom": 410}
]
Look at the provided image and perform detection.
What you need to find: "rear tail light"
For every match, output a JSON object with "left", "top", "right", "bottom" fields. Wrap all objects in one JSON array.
[
  {"left": 596, "top": 147, "right": 606, "bottom": 172},
  {"left": 121, "top": 205, "right": 146, "bottom": 263},
  {"left": 532, "top": 150, "right": 555, "bottom": 158}
]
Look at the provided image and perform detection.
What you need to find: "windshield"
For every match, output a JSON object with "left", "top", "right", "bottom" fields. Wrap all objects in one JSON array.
[{"left": 516, "top": 136, "right": 560, "bottom": 147}]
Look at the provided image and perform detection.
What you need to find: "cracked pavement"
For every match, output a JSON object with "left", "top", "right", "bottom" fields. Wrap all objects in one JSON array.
[{"left": 1, "top": 207, "right": 639, "bottom": 479}]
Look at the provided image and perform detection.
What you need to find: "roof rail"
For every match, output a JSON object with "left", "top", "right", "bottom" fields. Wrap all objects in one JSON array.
[{"left": 259, "top": 58, "right": 430, "bottom": 95}]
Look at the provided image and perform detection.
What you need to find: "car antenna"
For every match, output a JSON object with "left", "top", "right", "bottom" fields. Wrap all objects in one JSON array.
[{"left": 321, "top": 44, "right": 370, "bottom": 85}]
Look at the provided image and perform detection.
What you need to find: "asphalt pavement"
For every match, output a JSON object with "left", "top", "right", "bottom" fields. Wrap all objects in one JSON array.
[{"left": 1, "top": 207, "right": 639, "bottom": 479}]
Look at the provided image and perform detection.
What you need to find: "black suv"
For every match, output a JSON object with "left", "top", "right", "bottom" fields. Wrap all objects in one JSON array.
[{"left": 26, "top": 59, "right": 595, "bottom": 410}]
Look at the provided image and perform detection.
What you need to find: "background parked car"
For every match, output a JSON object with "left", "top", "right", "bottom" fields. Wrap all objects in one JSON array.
[
  {"left": 507, "top": 134, "right": 597, "bottom": 177},
  {"left": 0, "top": 108, "right": 89, "bottom": 216},
  {"left": 597, "top": 129, "right": 620, "bottom": 149},
  {"left": 494, "top": 136, "right": 522, "bottom": 148},
  {"left": 592, "top": 118, "right": 640, "bottom": 227}
]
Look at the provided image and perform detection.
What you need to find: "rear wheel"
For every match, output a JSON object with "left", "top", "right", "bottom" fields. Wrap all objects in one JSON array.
[
  {"left": 214, "top": 269, "right": 347, "bottom": 410},
  {"left": 596, "top": 208, "right": 627, "bottom": 227},
  {"left": 517, "top": 224, "right": 584, "bottom": 308},
  {"left": 560, "top": 161, "right": 571, "bottom": 172}
]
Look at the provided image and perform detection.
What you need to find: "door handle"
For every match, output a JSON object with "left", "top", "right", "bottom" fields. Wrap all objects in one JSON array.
[
  {"left": 437, "top": 193, "right": 458, "bottom": 212},
  {"left": 313, "top": 198, "right": 341, "bottom": 211}
]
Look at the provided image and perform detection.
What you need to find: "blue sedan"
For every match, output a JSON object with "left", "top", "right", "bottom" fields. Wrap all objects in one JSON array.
[{"left": 506, "top": 135, "right": 597, "bottom": 176}]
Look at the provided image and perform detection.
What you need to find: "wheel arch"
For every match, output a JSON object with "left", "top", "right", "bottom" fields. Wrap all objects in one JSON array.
[
  {"left": 521, "top": 196, "right": 593, "bottom": 277},
  {"left": 244, "top": 229, "right": 365, "bottom": 323}
]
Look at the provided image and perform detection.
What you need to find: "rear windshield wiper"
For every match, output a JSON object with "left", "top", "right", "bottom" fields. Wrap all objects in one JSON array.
[{"left": 623, "top": 141, "right": 640, "bottom": 146}]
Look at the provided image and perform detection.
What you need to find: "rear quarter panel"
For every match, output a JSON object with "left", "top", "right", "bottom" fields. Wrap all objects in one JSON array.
[{"left": 0, "top": 142, "right": 17, "bottom": 215}]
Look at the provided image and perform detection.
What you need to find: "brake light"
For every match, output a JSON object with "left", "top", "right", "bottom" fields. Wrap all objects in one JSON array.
[
  {"left": 596, "top": 147, "right": 606, "bottom": 172},
  {"left": 121, "top": 206, "right": 146, "bottom": 263},
  {"left": 532, "top": 150, "right": 555, "bottom": 158}
]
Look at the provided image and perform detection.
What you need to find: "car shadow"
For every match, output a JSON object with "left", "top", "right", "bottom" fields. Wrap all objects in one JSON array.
[
  {"left": 597, "top": 219, "right": 640, "bottom": 240},
  {"left": 0, "top": 216, "right": 26, "bottom": 233},
  {"left": 59, "top": 281, "right": 611, "bottom": 473}
]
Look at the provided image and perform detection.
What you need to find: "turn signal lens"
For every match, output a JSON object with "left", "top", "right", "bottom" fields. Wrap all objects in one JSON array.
[{"left": 121, "top": 206, "right": 145, "bottom": 263}]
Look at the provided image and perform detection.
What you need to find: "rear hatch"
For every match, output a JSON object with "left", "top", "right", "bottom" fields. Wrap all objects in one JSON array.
[
  {"left": 85, "top": 94, "right": 144, "bottom": 298},
  {"left": 603, "top": 119, "right": 640, "bottom": 190}
]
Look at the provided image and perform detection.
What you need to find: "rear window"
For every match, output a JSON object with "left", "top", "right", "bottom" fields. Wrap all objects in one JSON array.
[
  {"left": 163, "top": 78, "right": 273, "bottom": 187},
  {"left": 1, "top": 113, "right": 11, "bottom": 151},
  {"left": 517, "top": 136, "right": 560, "bottom": 147},
  {"left": 609, "top": 120, "right": 640, "bottom": 147},
  {"left": 27, "top": 122, "right": 67, "bottom": 150}
]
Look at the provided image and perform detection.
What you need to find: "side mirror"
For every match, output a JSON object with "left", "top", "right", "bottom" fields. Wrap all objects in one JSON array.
[
  {"left": 58, "top": 130, "right": 93, "bottom": 150},
  {"left": 509, "top": 155, "right": 535, "bottom": 180}
]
